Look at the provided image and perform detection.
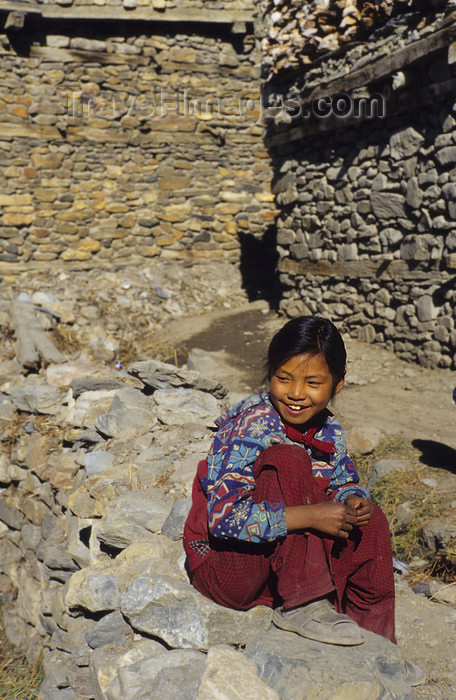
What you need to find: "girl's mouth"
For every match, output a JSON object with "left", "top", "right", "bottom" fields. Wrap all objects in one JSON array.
[{"left": 285, "top": 404, "right": 309, "bottom": 414}]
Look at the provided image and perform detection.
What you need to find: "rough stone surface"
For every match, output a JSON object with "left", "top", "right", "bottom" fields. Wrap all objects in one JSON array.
[
  {"left": 96, "top": 489, "right": 174, "bottom": 548},
  {"left": 197, "top": 645, "right": 280, "bottom": 699},
  {"left": 153, "top": 387, "right": 220, "bottom": 427},
  {"left": 120, "top": 574, "right": 273, "bottom": 650},
  {"left": 244, "top": 627, "right": 412, "bottom": 699}
]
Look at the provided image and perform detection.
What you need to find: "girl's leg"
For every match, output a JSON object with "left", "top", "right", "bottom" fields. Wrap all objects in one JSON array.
[
  {"left": 192, "top": 444, "right": 334, "bottom": 610},
  {"left": 330, "top": 505, "right": 396, "bottom": 643}
]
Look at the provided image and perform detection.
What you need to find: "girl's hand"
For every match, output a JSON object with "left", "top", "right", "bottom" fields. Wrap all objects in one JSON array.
[
  {"left": 285, "top": 502, "right": 357, "bottom": 539},
  {"left": 344, "top": 495, "right": 373, "bottom": 527}
]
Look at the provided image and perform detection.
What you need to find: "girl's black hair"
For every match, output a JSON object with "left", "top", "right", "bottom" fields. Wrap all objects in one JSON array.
[{"left": 267, "top": 316, "right": 346, "bottom": 392}]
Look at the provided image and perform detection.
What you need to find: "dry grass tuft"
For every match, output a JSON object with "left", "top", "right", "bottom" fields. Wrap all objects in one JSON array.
[
  {"left": 353, "top": 437, "right": 456, "bottom": 568},
  {"left": 50, "top": 325, "right": 81, "bottom": 355},
  {"left": 0, "top": 613, "right": 43, "bottom": 699}
]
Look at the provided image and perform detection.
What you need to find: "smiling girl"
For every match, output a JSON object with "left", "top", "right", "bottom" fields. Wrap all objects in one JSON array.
[{"left": 183, "top": 316, "right": 422, "bottom": 683}]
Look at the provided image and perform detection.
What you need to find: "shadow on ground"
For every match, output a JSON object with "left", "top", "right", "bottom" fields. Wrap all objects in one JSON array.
[{"left": 412, "top": 439, "right": 456, "bottom": 473}]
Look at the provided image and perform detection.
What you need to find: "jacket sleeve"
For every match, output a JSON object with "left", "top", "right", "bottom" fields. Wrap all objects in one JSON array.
[
  {"left": 324, "top": 418, "right": 370, "bottom": 502},
  {"left": 206, "top": 409, "right": 287, "bottom": 543}
]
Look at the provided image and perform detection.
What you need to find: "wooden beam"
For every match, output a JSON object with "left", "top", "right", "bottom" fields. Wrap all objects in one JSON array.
[
  {"left": 278, "top": 257, "right": 446, "bottom": 283},
  {"left": 0, "top": 1, "right": 255, "bottom": 24},
  {"left": 28, "top": 45, "right": 149, "bottom": 65}
]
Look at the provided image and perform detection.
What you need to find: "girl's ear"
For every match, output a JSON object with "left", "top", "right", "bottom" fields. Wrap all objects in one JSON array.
[{"left": 333, "top": 378, "right": 344, "bottom": 395}]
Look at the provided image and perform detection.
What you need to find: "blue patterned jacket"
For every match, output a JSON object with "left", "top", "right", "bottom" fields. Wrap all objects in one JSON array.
[{"left": 206, "top": 392, "right": 369, "bottom": 543}]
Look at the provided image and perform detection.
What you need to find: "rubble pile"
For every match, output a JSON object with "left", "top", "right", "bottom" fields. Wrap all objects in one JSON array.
[
  {"left": 0, "top": 284, "right": 413, "bottom": 699},
  {"left": 0, "top": 261, "right": 456, "bottom": 697}
]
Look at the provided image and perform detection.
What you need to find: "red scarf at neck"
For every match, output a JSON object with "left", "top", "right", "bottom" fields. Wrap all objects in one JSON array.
[{"left": 284, "top": 423, "right": 335, "bottom": 454}]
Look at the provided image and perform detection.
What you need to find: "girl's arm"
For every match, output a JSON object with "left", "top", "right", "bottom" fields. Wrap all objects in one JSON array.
[
  {"left": 206, "top": 408, "right": 287, "bottom": 543},
  {"left": 285, "top": 501, "right": 358, "bottom": 538}
]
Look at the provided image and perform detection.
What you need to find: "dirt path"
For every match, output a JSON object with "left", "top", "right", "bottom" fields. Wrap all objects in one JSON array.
[{"left": 163, "top": 304, "right": 456, "bottom": 453}]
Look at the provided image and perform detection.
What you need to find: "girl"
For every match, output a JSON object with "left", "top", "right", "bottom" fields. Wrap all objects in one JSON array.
[{"left": 184, "top": 316, "right": 423, "bottom": 683}]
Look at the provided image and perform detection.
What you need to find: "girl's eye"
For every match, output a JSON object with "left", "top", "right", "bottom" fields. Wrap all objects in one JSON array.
[
  {"left": 276, "top": 375, "right": 289, "bottom": 382},
  {"left": 308, "top": 382, "right": 321, "bottom": 387}
]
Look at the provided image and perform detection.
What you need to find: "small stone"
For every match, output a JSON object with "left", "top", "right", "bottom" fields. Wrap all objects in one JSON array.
[
  {"left": 367, "top": 458, "right": 410, "bottom": 490},
  {"left": 65, "top": 570, "right": 120, "bottom": 613},
  {"left": 422, "top": 518, "right": 456, "bottom": 550},
  {"left": 70, "top": 38, "right": 107, "bottom": 52},
  {"left": 94, "top": 407, "right": 155, "bottom": 439},
  {"left": 84, "top": 451, "right": 114, "bottom": 476},
  {"left": 347, "top": 427, "right": 382, "bottom": 455},
  {"left": 428, "top": 581, "right": 456, "bottom": 605},
  {"left": 421, "top": 478, "right": 438, "bottom": 488},
  {"left": 370, "top": 192, "right": 406, "bottom": 219}
]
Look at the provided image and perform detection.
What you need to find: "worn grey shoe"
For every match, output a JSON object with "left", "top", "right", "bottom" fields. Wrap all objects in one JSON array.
[{"left": 273, "top": 598, "right": 364, "bottom": 646}]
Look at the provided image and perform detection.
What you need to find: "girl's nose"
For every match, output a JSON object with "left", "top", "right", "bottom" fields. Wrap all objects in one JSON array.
[{"left": 288, "top": 381, "right": 306, "bottom": 399}]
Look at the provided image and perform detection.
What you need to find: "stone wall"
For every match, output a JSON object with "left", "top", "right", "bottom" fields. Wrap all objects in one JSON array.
[
  {"left": 264, "top": 7, "right": 456, "bottom": 368},
  {"left": 0, "top": 7, "right": 277, "bottom": 268}
]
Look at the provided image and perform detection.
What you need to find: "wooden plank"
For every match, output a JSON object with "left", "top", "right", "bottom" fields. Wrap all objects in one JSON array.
[
  {"left": 306, "top": 23, "right": 456, "bottom": 102},
  {"left": 10, "top": 299, "right": 65, "bottom": 369},
  {"left": 278, "top": 257, "right": 445, "bottom": 282},
  {"left": 0, "top": 1, "right": 255, "bottom": 23},
  {"left": 28, "top": 45, "right": 149, "bottom": 65}
]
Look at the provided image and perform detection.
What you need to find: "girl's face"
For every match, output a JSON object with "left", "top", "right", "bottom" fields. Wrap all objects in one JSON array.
[{"left": 269, "top": 352, "right": 344, "bottom": 428}]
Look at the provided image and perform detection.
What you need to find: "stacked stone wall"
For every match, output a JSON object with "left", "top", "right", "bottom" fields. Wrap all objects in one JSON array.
[
  {"left": 0, "top": 13, "right": 277, "bottom": 267},
  {"left": 264, "top": 8, "right": 456, "bottom": 369},
  {"left": 270, "top": 108, "right": 456, "bottom": 368}
]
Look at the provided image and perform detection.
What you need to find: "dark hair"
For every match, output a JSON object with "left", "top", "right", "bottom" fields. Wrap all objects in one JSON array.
[{"left": 267, "top": 316, "right": 346, "bottom": 392}]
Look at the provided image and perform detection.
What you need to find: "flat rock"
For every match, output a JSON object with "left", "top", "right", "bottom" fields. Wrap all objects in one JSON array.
[
  {"left": 197, "top": 645, "right": 280, "bottom": 699},
  {"left": 71, "top": 377, "right": 126, "bottom": 398},
  {"left": 71, "top": 390, "right": 117, "bottom": 428},
  {"left": 11, "top": 385, "right": 66, "bottom": 415},
  {"left": 120, "top": 573, "right": 273, "bottom": 651},
  {"left": 244, "top": 627, "right": 412, "bottom": 699},
  {"left": 84, "top": 451, "right": 114, "bottom": 476},
  {"left": 370, "top": 192, "right": 406, "bottom": 220},
  {"left": 153, "top": 387, "right": 219, "bottom": 427},
  {"left": 117, "top": 648, "right": 206, "bottom": 700},
  {"left": 94, "top": 407, "right": 155, "bottom": 439},
  {"left": 128, "top": 359, "right": 227, "bottom": 399},
  {"left": 161, "top": 498, "right": 192, "bottom": 540},
  {"left": 96, "top": 489, "right": 174, "bottom": 549},
  {"left": 46, "top": 362, "right": 103, "bottom": 389},
  {"left": 85, "top": 610, "right": 133, "bottom": 649}
]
